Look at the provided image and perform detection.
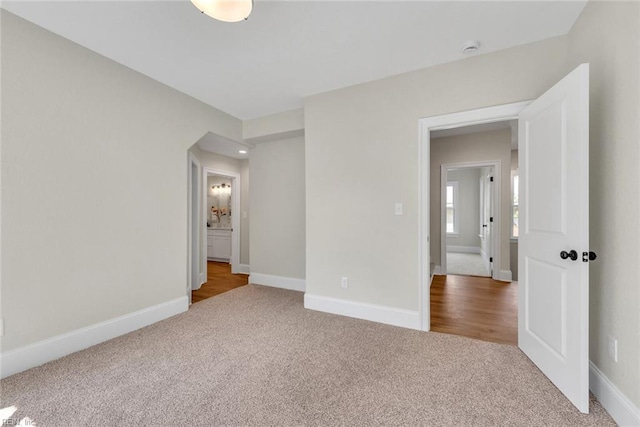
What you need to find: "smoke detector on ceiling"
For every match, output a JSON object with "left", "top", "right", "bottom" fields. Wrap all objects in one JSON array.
[{"left": 461, "top": 40, "right": 481, "bottom": 54}]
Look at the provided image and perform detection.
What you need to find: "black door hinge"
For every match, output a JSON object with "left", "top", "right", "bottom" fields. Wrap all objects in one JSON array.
[
  {"left": 490, "top": 257, "right": 493, "bottom": 262},
  {"left": 490, "top": 177, "right": 494, "bottom": 182},
  {"left": 489, "top": 217, "right": 494, "bottom": 222}
]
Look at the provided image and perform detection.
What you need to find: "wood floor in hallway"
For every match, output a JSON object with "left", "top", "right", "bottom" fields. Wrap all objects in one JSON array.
[
  {"left": 430, "top": 274, "right": 518, "bottom": 345},
  {"left": 191, "top": 261, "right": 249, "bottom": 303}
]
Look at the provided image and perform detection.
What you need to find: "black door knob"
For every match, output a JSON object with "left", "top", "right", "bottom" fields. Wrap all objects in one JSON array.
[
  {"left": 582, "top": 251, "right": 598, "bottom": 262},
  {"left": 560, "top": 250, "right": 578, "bottom": 261}
]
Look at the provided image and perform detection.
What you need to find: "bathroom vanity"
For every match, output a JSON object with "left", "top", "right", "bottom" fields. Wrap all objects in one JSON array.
[{"left": 207, "top": 228, "right": 231, "bottom": 261}]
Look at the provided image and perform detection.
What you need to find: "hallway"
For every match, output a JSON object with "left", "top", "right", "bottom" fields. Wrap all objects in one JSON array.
[
  {"left": 430, "top": 274, "right": 517, "bottom": 345},
  {"left": 191, "top": 261, "right": 248, "bottom": 303},
  {"left": 446, "top": 252, "right": 491, "bottom": 277}
]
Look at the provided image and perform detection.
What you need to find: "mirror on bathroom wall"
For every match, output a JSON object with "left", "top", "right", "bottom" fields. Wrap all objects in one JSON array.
[{"left": 207, "top": 175, "right": 232, "bottom": 228}]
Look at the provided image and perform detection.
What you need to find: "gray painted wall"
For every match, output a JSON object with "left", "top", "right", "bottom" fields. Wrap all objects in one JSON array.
[
  {"left": 567, "top": 0, "right": 639, "bottom": 406},
  {"left": 446, "top": 168, "right": 481, "bottom": 249},
  {"left": 249, "top": 136, "right": 306, "bottom": 279},
  {"left": 430, "top": 130, "right": 512, "bottom": 269},
  {"left": 1, "top": 11, "right": 242, "bottom": 352},
  {"left": 305, "top": 1, "right": 639, "bottom": 405},
  {"left": 305, "top": 36, "right": 568, "bottom": 311}
]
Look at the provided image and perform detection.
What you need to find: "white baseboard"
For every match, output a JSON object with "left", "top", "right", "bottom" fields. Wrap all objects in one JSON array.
[
  {"left": 447, "top": 245, "right": 481, "bottom": 254},
  {"left": 590, "top": 361, "right": 640, "bottom": 426},
  {"left": 0, "top": 296, "right": 188, "bottom": 379},
  {"left": 304, "top": 293, "right": 420, "bottom": 331},
  {"left": 236, "top": 264, "right": 250, "bottom": 274},
  {"left": 199, "top": 272, "right": 207, "bottom": 286},
  {"left": 249, "top": 273, "right": 305, "bottom": 292},
  {"left": 434, "top": 265, "right": 442, "bottom": 275},
  {"left": 497, "top": 270, "right": 512, "bottom": 282}
]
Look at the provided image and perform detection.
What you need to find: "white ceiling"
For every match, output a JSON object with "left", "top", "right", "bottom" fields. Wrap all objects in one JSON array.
[{"left": 2, "top": 1, "right": 587, "bottom": 120}]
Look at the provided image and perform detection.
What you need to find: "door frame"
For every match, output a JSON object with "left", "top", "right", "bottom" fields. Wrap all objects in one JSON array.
[
  {"left": 418, "top": 101, "right": 530, "bottom": 331},
  {"left": 187, "top": 152, "right": 202, "bottom": 303},
  {"left": 203, "top": 167, "right": 241, "bottom": 274},
  {"left": 440, "top": 161, "right": 500, "bottom": 280}
]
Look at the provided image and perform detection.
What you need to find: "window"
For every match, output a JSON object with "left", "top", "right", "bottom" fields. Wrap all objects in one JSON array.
[
  {"left": 511, "top": 171, "right": 519, "bottom": 238},
  {"left": 446, "top": 181, "right": 459, "bottom": 234}
]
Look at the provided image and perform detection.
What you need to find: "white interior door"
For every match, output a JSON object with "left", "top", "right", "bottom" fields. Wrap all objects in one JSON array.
[
  {"left": 518, "top": 63, "right": 590, "bottom": 413},
  {"left": 483, "top": 170, "right": 493, "bottom": 276}
]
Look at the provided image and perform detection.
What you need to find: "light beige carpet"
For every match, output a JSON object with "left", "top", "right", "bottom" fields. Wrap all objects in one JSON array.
[
  {"left": 1, "top": 285, "right": 614, "bottom": 426},
  {"left": 447, "top": 252, "right": 491, "bottom": 277}
]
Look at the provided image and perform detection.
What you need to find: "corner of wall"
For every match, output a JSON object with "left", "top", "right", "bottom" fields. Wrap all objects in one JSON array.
[{"left": 249, "top": 273, "right": 305, "bottom": 292}]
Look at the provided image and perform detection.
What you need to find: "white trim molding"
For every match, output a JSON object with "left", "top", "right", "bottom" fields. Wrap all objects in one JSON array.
[
  {"left": 0, "top": 296, "right": 188, "bottom": 379},
  {"left": 447, "top": 245, "right": 481, "bottom": 254},
  {"left": 497, "top": 270, "right": 513, "bottom": 282},
  {"left": 419, "top": 101, "right": 531, "bottom": 331},
  {"left": 304, "top": 294, "right": 420, "bottom": 331},
  {"left": 590, "top": 362, "right": 640, "bottom": 426},
  {"left": 203, "top": 167, "right": 241, "bottom": 276},
  {"left": 188, "top": 152, "right": 202, "bottom": 301},
  {"left": 236, "top": 264, "right": 250, "bottom": 274},
  {"left": 249, "top": 273, "right": 305, "bottom": 292}
]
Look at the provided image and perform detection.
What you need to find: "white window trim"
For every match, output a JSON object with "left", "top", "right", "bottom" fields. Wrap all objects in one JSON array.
[{"left": 446, "top": 181, "right": 459, "bottom": 235}]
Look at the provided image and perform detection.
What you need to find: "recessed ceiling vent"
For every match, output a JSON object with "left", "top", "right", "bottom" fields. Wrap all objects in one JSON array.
[{"left": 462, "top": 40, "right": 480, "bottom": 54}]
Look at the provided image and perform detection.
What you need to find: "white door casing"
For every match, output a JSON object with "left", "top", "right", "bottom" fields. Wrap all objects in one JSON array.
[
  {"left": 420, "top": 101, "right": 530, "bottom": 332},
  {"left": 203, "top": 168, "right": 241, "bottom": 274},
  {"left": 188, "top": 152, "right": 201, "bottom": 301},
  {"left": 518, "top": 64, "right": 590, "bottom": 413},
  {"left": 420, "top": 72, "right": 589, "bottom": 413},
  {"left": 483, "top": 169, "right": 494, "bottom": 276}
]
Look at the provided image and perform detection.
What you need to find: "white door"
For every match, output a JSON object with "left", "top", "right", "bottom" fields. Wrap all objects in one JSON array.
[
  {"left": 483, "top": 170, "right": 493, "bottom": 276},
  {"left": 518, "top": 64, "right": 590, "bottom": 413}
]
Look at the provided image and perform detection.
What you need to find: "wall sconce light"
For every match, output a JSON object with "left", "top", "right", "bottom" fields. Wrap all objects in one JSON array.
[{"left": 212, "top": 183, "right": 231, "bottom": 196}]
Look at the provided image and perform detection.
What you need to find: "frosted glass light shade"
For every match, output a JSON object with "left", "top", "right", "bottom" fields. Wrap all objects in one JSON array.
[{"left": 191, "top": 0, "right": 253, "bottom": 23}]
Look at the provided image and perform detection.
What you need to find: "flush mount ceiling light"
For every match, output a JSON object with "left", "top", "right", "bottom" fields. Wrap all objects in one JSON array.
[
  {"left": 238, "top": 150, "right": 247, "bottom": 154},
  {"left": 461, "top": 40, "right": 480, "bottom": 54},
  {"left": 191, "top": 0, "right": 253, "bottom": 23}
]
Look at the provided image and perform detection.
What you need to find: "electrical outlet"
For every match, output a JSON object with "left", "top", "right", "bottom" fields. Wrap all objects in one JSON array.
[
  {"left": 341, "top": 277, "right": 348, "bottom": 289},
  {"left": 608, "top": 335, "right": 618, "bottom": 362},
  {"left": 394, "top": 203, "right": 403, "bottom": 216}
]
